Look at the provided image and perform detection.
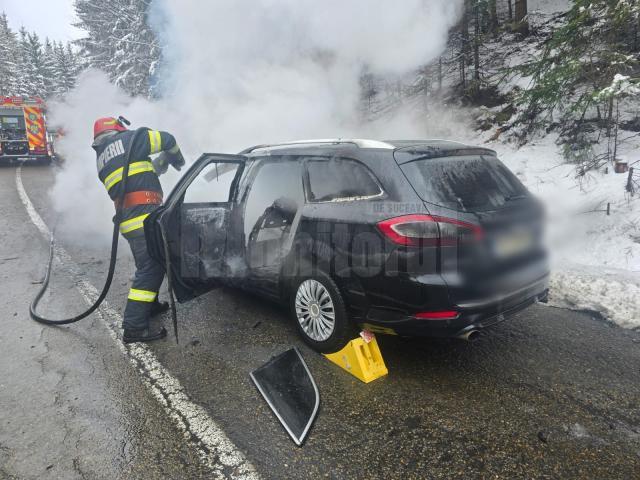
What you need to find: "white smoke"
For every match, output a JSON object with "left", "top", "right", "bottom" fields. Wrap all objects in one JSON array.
[
  {"left": 49, "top": 0, "right": 463, "bottom": 243},
  {"left": 48, "top": 70, "right": 171, "bottom": 245},
  {"left": 154, "top": 0, "right": 463, "bottom": 148}
]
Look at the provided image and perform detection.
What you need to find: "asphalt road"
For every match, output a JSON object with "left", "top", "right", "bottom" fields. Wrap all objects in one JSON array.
[{"left": 1, "top": 164, "right": 639, "bottom": 479}]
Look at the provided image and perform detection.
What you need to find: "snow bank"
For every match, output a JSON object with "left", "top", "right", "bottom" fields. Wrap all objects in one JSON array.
[{"left": 550, "top": 265, "right": 640, "bottom": 329}]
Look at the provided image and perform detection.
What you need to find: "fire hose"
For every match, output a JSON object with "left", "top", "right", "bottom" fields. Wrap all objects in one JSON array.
[{"left": 29, "top": 126, "right": 180, "bottom": 342}]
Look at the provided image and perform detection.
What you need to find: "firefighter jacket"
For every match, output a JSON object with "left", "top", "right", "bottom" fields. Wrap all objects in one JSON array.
[{"left": 94, "top": 128, "right": 178, "bottom": 238}]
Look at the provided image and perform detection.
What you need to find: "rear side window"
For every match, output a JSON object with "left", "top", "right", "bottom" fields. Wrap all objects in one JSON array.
[
  {"left": 305, "top": 157, "right": 383, "bottom": 202},
  {"left": 400, "top": 156, "right": 528, "bottom": 212}
]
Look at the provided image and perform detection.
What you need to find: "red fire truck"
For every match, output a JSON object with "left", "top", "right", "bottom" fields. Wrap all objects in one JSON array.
[{"left": 0, "top": 96, "right": 55, "bottom": 164}]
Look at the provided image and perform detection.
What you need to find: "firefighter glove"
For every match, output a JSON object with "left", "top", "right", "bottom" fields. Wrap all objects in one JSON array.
[
  {"left": 168, "top": 146, "right": 185, "bottom": 172},
  {"left": 152, "top": 152, "right": 170, "bottom": 175}
]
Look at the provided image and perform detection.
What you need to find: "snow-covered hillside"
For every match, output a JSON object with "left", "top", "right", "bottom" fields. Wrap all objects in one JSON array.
[
  {"left": 490, "top": 135, "right": 640, "bottom": 329},
  {"left": 437, "top": 0, "right": 639, "bottom": 330}
]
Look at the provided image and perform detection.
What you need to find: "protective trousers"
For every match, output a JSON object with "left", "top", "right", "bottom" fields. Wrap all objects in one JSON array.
[{"left": 123, "top": 234, "right": 165, "bottom": 330}]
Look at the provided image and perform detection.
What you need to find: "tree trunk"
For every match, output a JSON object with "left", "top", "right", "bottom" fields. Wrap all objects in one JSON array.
[
  {"left": 514, "top": 0, "right": 528, "bottom": 34},
  {"left": 613, "top": 100, "right": 619, "bottom": 161},
  {"left": 507, "top": 0, "right": 512, "bottom": 20},
  {"left": 474, "top": 1, "right": 481, "bottom": 84},
  {"left": 514, "top": 0, "right": 527, "bottom": 22},
  {"left": 489, "top": 0, "right": 498, "bottom": 35},
  {"left": 459, "top": 1, "right": 470, "bottom": 89},
  {"left": 606, "top": 96, "right": 614, "bottom": 137},
  {"left": 513, "top": 0, "right": 529, "bottom": 35}
]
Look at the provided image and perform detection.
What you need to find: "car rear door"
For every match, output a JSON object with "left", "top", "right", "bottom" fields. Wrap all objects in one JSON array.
[{"left": 146, "top": 153, "right": 246, "bottom": 302}]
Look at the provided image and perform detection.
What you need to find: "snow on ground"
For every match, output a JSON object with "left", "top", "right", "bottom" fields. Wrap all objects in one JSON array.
[
  {"left": 486, "top": 134, "right": 640, "bottom": 329},
  {"left": 551, "top": 265, "right": 640, "bottom": 329},
  {"left": 529, "top": 0, "right": 572, "bottom": 15}
]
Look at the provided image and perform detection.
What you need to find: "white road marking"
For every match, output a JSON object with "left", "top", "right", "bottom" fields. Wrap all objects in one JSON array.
[{"left": 16, "top": 166, "right": 261, "bottom": 480}]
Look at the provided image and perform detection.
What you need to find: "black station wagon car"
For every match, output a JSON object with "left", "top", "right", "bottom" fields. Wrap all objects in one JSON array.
[{"left": 146, "top": 139, "right": 549, "bottom": 353}]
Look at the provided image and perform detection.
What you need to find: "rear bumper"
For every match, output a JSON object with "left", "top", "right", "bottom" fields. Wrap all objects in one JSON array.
[{"left": 360, "top": 274, "right": 549, "bottom": 338}]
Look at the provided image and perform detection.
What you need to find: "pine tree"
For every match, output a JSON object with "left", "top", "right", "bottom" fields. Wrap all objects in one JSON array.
[
  {"left": 75, "top": 0, "right": 160, "bottom": 97},
  {"left": 16, "top": 27, "right": 31, "bottom": 96},
  {"left": 514, "top": 0, "right": 640, "bottom": 157},
  {"left": 53, "top": 41, "right": 78, "bottom": 96},
  {"left": 0, "top": 13, "right": 19, "bottom": 96},
  {"left": 68, "top": 43, "right": 80, "bottom": 84},
  {"left": 42, "top": 38, "right": 56, "bottom": 98},
  {"left": 0, "top": 12, "right": 80, "bottom": 99},
  {"left": 22, "top": 32, "right": 47, "bottom": 97},
  {"left": 455, "top": 1, "right": 494, "bottom": 98}
]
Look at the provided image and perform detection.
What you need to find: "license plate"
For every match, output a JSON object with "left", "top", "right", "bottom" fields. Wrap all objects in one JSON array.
[{"left": 494, "top": 229, "right": 533, "bottom": 258}]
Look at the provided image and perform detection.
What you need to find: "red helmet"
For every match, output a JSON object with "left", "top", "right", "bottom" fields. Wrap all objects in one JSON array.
[{"left": 93, "top": 117, "right": 127, "bottom": 138}]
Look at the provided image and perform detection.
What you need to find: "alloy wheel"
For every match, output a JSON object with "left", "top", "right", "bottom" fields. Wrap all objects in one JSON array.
[{"left": 295, "top": 279, "right": 336, "bottom": 342}]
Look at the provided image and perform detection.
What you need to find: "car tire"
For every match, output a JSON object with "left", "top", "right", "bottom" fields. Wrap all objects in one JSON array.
[{"left": 289, "top": 271, "right": 355, "bottom": 354}]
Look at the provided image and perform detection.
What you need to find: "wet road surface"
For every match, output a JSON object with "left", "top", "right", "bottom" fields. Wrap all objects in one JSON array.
[{"left": 1, "top": 164, "right": 639, "bottom": 479}]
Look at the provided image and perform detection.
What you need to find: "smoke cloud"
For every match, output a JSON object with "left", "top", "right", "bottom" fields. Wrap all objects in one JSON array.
[{"left": 49, "top": 0, "right": 463, "bottom": 243}]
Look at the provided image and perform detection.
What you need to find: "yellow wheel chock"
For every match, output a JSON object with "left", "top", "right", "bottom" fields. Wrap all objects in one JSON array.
[{"left": 323, "top": 334, "right": 388, "bottom": 383}]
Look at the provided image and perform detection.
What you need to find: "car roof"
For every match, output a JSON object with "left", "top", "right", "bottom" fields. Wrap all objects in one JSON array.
[
  {"left": 241, "top": 139, "right": 394, "bottom": 154},
  {"left": 384, "top": 139, "right": 473, "bottom": 149},
  {"left": 241, "top": 138, "right": 483, "bottom": 154}
]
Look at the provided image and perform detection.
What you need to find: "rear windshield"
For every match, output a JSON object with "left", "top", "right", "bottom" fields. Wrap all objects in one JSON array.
[{"left": 399, "top": 155, "right": 529, "bottom": 212}]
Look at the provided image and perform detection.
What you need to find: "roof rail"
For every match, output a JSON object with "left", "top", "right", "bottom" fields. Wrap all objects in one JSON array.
[{"left": 241, "top": 139, "right": 395, "bottom": 154}]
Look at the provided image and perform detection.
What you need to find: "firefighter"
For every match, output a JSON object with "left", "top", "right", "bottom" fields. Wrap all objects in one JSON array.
[{"left": 92, "top": 117, "right": 185, "bottom": 343}]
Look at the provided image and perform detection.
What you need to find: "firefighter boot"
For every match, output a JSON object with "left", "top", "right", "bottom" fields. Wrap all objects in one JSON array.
[
  {"left": 123, "top": 326, "right": 167, "bottom": 344},
  {"left": 150, "top": 300, "right": 169, "bottom": 317}
]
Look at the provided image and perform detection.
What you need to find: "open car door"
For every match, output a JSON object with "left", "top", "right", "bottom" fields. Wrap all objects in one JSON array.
[{"left": 145, "top": 153, "right": 246, "bottom": 302}]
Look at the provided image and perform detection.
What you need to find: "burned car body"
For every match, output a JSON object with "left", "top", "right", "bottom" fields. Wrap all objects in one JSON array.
[{"left": 146, "top": 139, "right": 549, "bottom": 352}]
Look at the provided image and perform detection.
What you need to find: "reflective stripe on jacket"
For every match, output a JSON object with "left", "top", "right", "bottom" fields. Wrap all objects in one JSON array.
[{"left": 94, "top": 128, "right": 177, "bottom": 237}]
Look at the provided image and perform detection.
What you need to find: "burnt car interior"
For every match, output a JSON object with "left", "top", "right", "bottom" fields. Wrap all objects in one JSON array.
[{"left": 242, "top": 158, "right": 304, "bottom": 294}]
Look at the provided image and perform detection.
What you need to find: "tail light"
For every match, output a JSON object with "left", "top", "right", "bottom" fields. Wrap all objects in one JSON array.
[
  {"left": 415, "top": 310, "right": 459, "bottom": 320},
  {"left": 377, "top": 214, "right": 482, "bottom": 247}
]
